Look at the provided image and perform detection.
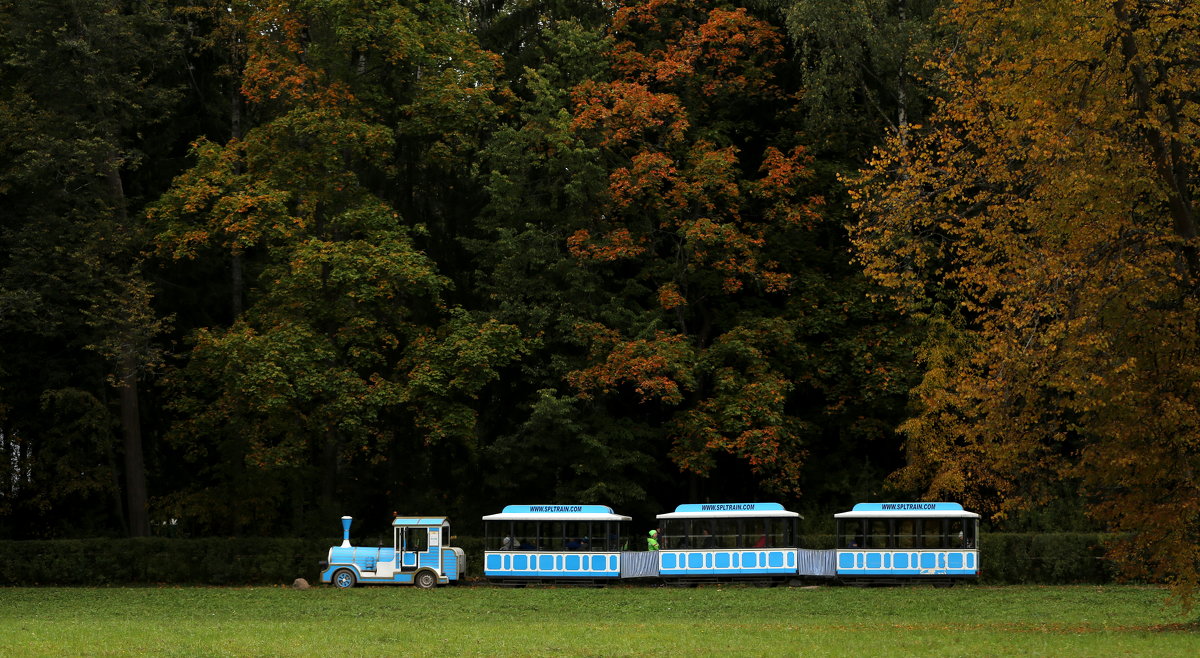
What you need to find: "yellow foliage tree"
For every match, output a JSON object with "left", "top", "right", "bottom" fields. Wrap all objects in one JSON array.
[{"left": 849, "top": 0, "right": 1200, "bottom": 608}]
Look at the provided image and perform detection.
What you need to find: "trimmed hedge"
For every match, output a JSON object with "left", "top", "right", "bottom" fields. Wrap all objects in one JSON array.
[
  {"left": 0, "top": 533, "right": 1117, "bottom": 586},
  {"left": 977, "top": 533, "right": 1116, "bottom": 585},
  {"left": 0, "top": 538, "right": 330, "bottom": 586}
]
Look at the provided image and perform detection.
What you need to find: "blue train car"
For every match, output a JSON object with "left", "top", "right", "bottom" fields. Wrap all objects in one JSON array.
[
  {"left": 319, "top": 515, "right": 465, "bottom": 589},
  {"left": 834, "top": 502, "right": 980, "bottom": 584},
  {"left": 655, "top": 503, "right": 803, "bottom": 583},
  {"left": 482, "top": 505, "right": 632, "bottom": 583}
]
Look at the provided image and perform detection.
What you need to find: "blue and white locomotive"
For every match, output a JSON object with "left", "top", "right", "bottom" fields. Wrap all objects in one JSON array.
[
  {"left": 834, "top": 502, "right": 980, "bottom": 583},
  {"left": 318, "top": 514, "right": 465, "bottom": 588}
]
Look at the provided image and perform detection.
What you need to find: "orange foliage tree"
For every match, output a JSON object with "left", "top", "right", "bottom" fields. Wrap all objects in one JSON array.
[
  {"left": 849, "top": 0, "right": 1200, "bottom": 607},
  {"left": 564, "top": 0, "right": 828, "bottom": 494}
]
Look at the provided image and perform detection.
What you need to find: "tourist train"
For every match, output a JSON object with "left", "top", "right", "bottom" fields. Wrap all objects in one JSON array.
[{"left": 318, "top": 502, "right": 980, "bottom": 588}]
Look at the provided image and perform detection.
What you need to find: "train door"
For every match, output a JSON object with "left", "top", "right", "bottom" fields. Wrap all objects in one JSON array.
[{"left": 399, "top": 526, "right": 429, "bottom": 571}]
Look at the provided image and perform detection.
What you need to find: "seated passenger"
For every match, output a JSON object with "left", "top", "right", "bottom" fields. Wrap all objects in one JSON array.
[
  {"left": 517, "top": 538, "right": 536, "bottom": 550},
  {"left": 564, "top": 537, "right": 582, "bottom": 550},
  {"left": 701, "top": 528, "right": 715, "bottom": 548},
  {"left": 501, "top": 535, "right": 515, "bottom": 551}
]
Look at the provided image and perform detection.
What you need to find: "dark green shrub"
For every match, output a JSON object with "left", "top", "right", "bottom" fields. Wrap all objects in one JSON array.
[
  {"left": 0, "top": 538, "right": 331, "bottom": 586},
  {"left": 979, "top": 533, "right": 1112, "bottom": 584}
]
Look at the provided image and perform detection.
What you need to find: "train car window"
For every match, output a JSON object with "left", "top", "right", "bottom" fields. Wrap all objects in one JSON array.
[
  {"left": 838, "top": 519, "right": 865, "bottom": 548},
  {"left": 947, "top": 519, "right": 966, "bottom": 548},
  {"left": 765, "top": 518, "right": 787, "bottom": 548},
  {"left": 963, "top": 519, "right": 977, "bottom": 549},
  {"left": 867, "top": 519, "right": 890, "bottom": 548},
  {"left": 513, "top": 521, "right": 538, "bottom": 550},
  {"left": 492, "top": 522, "right": 515, "bottom": 551},
  {"left": 543, "top": 522, "right": 565, "bottom": 550},
  {"left": 561, "top": 521, "right": 586, "bottom": 550},
  {"left": 614, "top": 521, "right": 631, "bottom": 551},
  {"left": 920, "top": 519, "right": 944, "bottom": 548},
  {"left": 597, "top": 523, "right": 614, "bottom": 549},
  {"left": 777, "top": 518, "right": 797, "bottom": 548},
  {"left": 715, "top": 519, "right": 739, "bottom": 548},
  {"left": 662, "top": 519, "right": 688, "bottom": 549},
  {"left": 745, "top": 519, "right": 769, "bottom": 548},
  {"left": 598, "top": 522, "right": 615, "bottom": 551},
  {"left": 895, "top": 519, "right": 917, "bottom": 548},
  {"left": 692, "top": 520, "right": 717, "bottom": 548}
]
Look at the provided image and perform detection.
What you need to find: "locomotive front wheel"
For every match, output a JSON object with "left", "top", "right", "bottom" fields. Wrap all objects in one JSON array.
[
  {"left": 333, "top": 569, "right": 357, "bottom": 589},
  {"left": 415, "top": 571, "right": 437, "bottom": 589}
]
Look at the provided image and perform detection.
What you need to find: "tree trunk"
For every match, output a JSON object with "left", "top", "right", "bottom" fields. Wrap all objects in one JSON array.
[
  {"left": 230, "top": 86, "right": 245, "bottom": 319},
  {"left": 897, "top": 0, "right": 909, "bottom": 147},
  {"left": 231, "top": 250, "right": 244, "bottom": 319},
  {"left": 1113, "top": 1, "right": 1199, "bottom": 282},
  {"left": 121, "top": 355, "right": 149, "bottom": 537},
  {"left": 106, "top": 156, "right": 149, "bottom": 537},
  {"left": 319, "top": 430, "right": 339, "bottom": 523}
]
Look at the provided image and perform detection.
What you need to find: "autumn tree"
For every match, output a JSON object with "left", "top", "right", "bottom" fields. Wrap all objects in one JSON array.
[
  {"left": 465, "top": 0, "right": 918, "bottom": 507},
  {"left": 850, "top": 0, "right": 1200, "bottom": 607},
  {"left": 151, "top": 0, "right": 522, "bottom": 534}
]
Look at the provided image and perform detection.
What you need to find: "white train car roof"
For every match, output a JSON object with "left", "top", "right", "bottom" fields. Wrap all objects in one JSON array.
[
  {"left": 657, "top": 503, "right": 802, "bottom": 519},
  {"left": 482, "top": 504, "right": 631, "bottom": 522},
  {"left": 834, "top": 502, "right": 980, "bottom": 519}
]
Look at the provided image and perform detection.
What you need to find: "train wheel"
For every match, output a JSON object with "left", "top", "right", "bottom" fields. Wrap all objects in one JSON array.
[
  {"left": 333, "top": 569, "right": 356, "bottom": 589},
  {"left": 415, "top": 570, "right": 437, "bottom": 589}
]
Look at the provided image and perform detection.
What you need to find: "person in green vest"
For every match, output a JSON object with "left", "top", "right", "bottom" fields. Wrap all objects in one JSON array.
[{"left": 647, "top": 529, "right": 660, "bottom": 551}]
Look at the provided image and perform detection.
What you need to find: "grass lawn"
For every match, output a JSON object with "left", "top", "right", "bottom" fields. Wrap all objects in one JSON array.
[{"left": 0, "top": 584, "right": 1194, "bottom": 656}]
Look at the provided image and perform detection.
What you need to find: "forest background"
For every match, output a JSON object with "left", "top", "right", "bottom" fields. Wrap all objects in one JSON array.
[{"left": 1, "top": 1, "right": 1197, "bottom": 603}]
